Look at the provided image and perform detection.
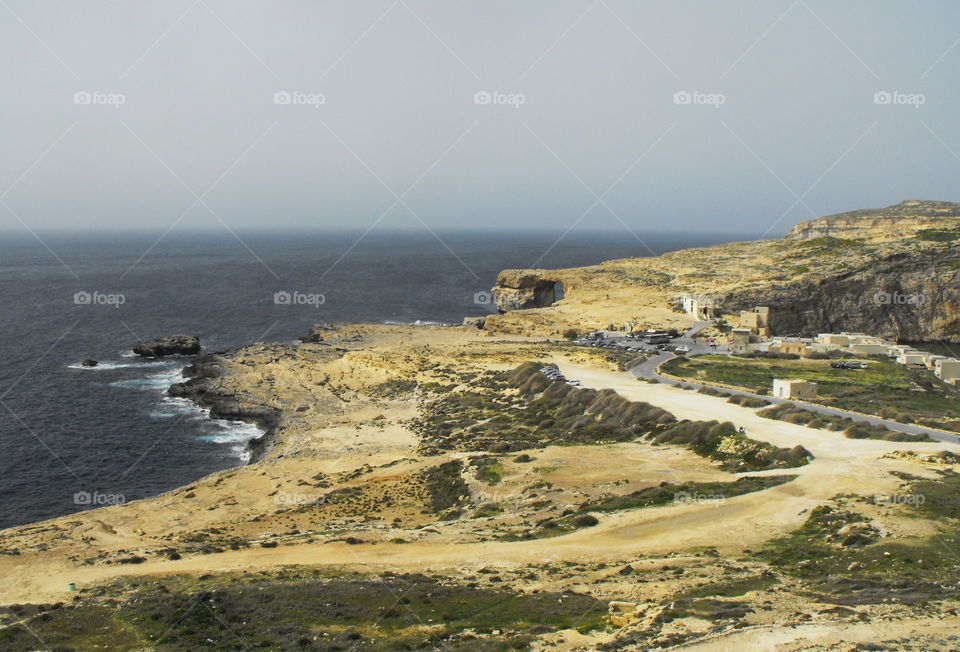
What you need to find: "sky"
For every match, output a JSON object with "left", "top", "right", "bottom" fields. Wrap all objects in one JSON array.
[{"left": 1, "top": 0, "right": 959, "bottom": 236}]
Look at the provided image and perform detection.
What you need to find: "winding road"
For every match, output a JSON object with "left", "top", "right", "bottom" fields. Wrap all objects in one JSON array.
[{"left": 625, "top": 322, "right": 960, "bottom": 446}]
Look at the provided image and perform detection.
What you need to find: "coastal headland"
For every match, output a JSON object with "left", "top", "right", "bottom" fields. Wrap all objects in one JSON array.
[{"left": 2, "top": 202, "right": 960, "bottom": 650}]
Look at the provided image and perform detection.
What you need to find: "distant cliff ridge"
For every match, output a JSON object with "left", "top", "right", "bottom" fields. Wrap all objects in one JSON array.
[
  {"left": 786, "top": 200, "right": 960, "bottom": 240},
  {"left": 721, "top": 251, "right": 960, "bottom": 342},
  {"left": 486, "top": 200, "right": 960, "bottom": 343}
]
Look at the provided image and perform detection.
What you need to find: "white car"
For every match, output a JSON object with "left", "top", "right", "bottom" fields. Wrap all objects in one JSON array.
[{"left": 675, "top": 345, "right": 691, "bottom": 353}]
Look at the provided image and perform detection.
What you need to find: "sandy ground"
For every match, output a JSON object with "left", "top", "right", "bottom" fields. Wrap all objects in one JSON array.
[{"left": 2, "top": 352, "right": 956, "bottom": 608}]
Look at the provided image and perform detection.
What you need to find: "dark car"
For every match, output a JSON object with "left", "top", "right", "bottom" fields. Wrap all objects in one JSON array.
[{"left": 831, "top": 361, "right": 867, "bottom": 370}]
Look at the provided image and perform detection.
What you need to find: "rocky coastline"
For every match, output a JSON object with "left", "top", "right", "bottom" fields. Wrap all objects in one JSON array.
[{"left": 168, "top": 351, "right": 284, "bottom": 462}]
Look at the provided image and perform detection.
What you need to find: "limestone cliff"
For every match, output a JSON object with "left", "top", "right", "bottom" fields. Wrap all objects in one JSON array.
[
  {"left": 721, "top": 249, "right": 960, "bottom": 341},
  {"left": 486, "top": 201, "right": 960, "bottom": 342},
  {"left": 786, "top": 200, "right": 960, "bottom": 240}
]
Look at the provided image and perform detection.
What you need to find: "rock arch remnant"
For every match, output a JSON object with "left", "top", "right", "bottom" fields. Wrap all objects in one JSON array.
[{"left": 491, "top": 271, "right": 561, "bottom": 313}]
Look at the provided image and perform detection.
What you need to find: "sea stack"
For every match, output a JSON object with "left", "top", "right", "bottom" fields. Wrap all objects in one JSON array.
[{"left": 133, "top": 334, "right": 201, "bottom": 358}]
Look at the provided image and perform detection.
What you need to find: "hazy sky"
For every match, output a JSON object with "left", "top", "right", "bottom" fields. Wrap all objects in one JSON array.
[{"left": 2, "top": 0, "right": 959, "bottom": 235}]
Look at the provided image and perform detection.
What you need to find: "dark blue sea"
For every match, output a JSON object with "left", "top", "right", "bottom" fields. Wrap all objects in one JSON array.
[{"left": 0, "top": 229, "right": 753, "bottom": 528}]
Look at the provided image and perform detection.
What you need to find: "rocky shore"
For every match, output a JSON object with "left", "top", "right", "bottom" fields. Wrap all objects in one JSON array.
[
  {"left": 2, "top": 203, "right": 960, "bottom": 649},
  {"left": 168, "top": 352, "right": 283, "bottom": 462}
]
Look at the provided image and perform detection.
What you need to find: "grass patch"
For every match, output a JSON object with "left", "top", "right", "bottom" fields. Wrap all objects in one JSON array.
[
  {"left": 758, "top": 404, "right": 935, "bottom": 441},
  {"left": 665, "top": 355, "right": 960, "bottom": 428},
  {"left": 471, "top": 456, "right": 505, "bottom": 485},
  {"left": 0, "top": 571, "right": 607, "bottom": 651},
  {"left": 647, "top": 420, "right": 811, "bottom": 472},
  {"left": 411, "top": 363, "right": 676, "bottom": 454},
  {"left": 756, "top": 472, "right": 960, "bottom": 605},
  {"left": 421, "top": 460, "right": 469, "bottom": 519},
  {"left": 472, "top": 502, "right": 505, "bottom": 518},
  {"left": 579, "top": 475, "right": 796, "bottom": 513},
  {"left": 413, "top": 364, "right": 808, "bottom": 473},
  {"left": 917, "top": 227, "right": 960, "bottom": 242},
  {"left": 676, "top": 572, "right": 780, "bottom": 599},
  {"left": 726, "top": 395, "right": 771, "bottom": 408}
]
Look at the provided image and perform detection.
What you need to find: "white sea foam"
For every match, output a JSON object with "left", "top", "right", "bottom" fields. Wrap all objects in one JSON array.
[
  {"left": 109, "top": 367, "right": 183, "bottom": 390},
  {"left": 200, "top": 418, "right": 263, "bottom": 461},
  {"left": 96, "top": 358, "right": 261, "bottom": 460},
  {"left": 382, "top": 319, "right": 454, "bottom": 327},
  {"left": 68, "top": 359, "right": 173, "bottom": 371}
]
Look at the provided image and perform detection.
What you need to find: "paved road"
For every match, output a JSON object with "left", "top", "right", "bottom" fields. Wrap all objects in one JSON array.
[{"left": 629, "top": 349, "right": 960, "bottom": 446}]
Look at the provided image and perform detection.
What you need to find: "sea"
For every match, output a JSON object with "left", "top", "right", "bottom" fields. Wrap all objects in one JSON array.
[{"left": 0, "top": 229, "right": 754, "bottom": 529}]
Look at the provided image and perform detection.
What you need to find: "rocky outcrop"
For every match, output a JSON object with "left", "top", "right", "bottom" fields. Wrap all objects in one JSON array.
[
  {"left": 169, "top": 353, "right": 282, "bottom": 461},
  {"left": 722, "top": 249, "right": 960, "bottom": 342},
  {"left": 299, "top": 323, "right": 338, "bottom": 343},
  {"left": 491, "top": 271, "right": 559, "bottom": 312},
  {"left": 133, "top": 334, "right": 201, "bottom": 358},
  {"left": 786, "top": 200, "right": 960, "bottom": 240}
]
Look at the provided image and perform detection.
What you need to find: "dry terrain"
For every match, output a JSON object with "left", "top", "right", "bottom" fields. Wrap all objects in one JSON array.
[{"left": 3, "top": 204, "right": 960, "bottom": 649}]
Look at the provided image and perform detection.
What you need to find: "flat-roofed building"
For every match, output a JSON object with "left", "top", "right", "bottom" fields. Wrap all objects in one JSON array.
[
  {"left": 680, "top": 294, "right": 719, "bottom": 320},
  {"left": 769, "top": 338, "right": 809, "bottom": 356},
  {"left": 849, "top": 343, "right": 890, "bottom": 355},
  {"left": 739, "top": 307, "right": 770, "bottom": 336},
  {"left": 935, "top": 358, "right": 960, "bottom": 383},
  {"left": 818, "top": 333, "right": 850, "bottom": 347},
  {"left": 925, "top": 354, "right": 949, "bottom": 370},
  {"left": 729, "top": 328, "right": 753, "bottom": 353},
  {"left": 772, "top": 378, "right": 818, "bottom": 399},
  {"left": 897, "top": 352, "right": 927, "bottom": 365}
]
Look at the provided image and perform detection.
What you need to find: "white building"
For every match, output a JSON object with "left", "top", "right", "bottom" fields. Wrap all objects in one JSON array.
[
  {"left": 935, "top": 358, "right": 960, "bottom": 384},
  {"left": 772, "top": 378, "right": 818, "bottom": 399},
  {"left": 680, "top": 294, "right": 719, "bottom": 320}
]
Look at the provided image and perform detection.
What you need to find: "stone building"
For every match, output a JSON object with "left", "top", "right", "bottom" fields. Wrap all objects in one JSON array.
[
  {"left": 772, "top": 378, "right": 818, "bottom": 399},
  {"left": 739, "top": 307, "right": 770, "bottom": 336}
]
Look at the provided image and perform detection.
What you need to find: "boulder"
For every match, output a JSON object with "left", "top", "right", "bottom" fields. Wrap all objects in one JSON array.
[
  {"left": 299, "top": 323, "right": 337, "bottom": 343},
  {"left": 133, "top": 334, "right": 201, "bottom": 358}
]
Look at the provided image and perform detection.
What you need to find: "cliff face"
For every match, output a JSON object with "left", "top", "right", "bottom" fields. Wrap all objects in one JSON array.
[
  {"left": 786, "top": 200, "right": 960, "bottom": 240},
  {"left": 485, "top": 200, "right": 960, "bottom": 343},
  {"left": 722, "top": 250, "right": 960, "bottom": 342},
  {"left": 492, "top": 271, "right": 560, "bottom": 312}
]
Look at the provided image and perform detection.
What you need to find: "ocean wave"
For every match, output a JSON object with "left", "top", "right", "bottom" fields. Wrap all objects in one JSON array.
[
  {"left": 67, "top": 359, "right": 177, "bottom": 371},
  {"left": 109, "top": 368, "right": 184, "bottom": 390},
  {"left": 199, "top": 419, "right": 263, "bottom": 461},
  {"left": 381, "top": 319, "right": 455, "bottom": 327},
  {"left": 198, "top": 421, "right": 262, "bottom": 444},
  {"left": 147, "top": 395, "right": 199, "bottom": 419}
]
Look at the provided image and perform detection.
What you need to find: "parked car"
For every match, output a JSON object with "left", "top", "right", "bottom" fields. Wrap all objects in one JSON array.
[{"left": 831, "top": 361, "right": 867, "bottom": 370}]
